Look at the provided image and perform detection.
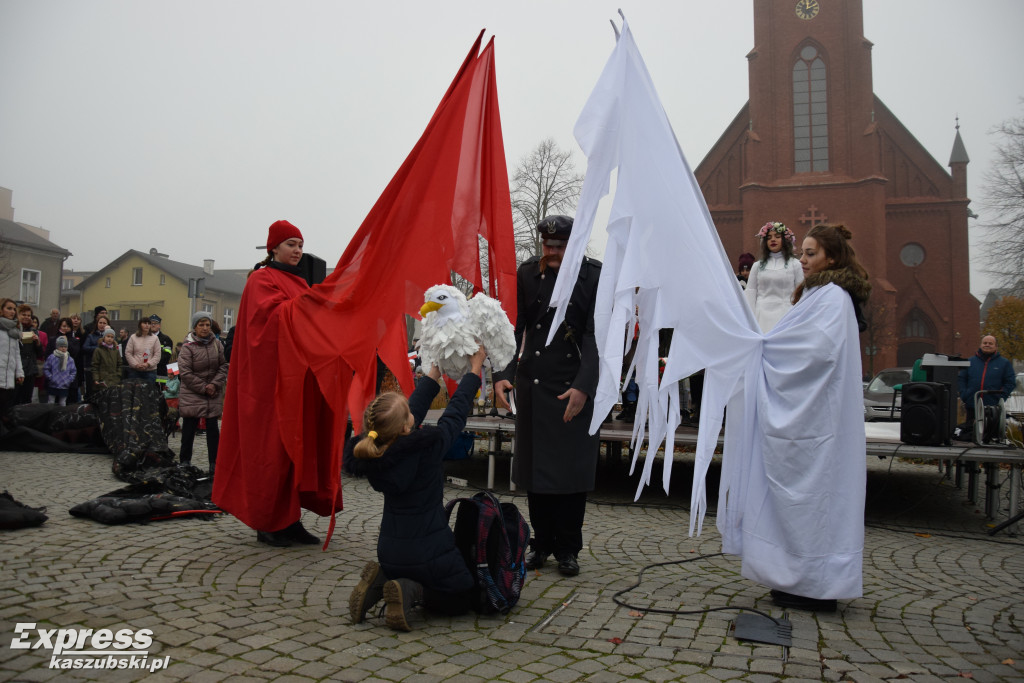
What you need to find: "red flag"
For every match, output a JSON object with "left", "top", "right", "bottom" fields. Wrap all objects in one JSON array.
[{"left": 272, "top": 33, "right": 516, "bottom": 542}]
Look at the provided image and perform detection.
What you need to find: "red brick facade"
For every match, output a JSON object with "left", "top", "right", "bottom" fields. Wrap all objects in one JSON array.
[{"left": 695, "top": 0, "right": 979, "bottom": 377}]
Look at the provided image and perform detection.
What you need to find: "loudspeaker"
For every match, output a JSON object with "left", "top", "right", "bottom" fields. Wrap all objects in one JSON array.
[
  {"left": 900, "top": 382, "right": 949, "bottom": 446},
  {"left": 297, "top": 252, "right": 327, "bottom": 286}
]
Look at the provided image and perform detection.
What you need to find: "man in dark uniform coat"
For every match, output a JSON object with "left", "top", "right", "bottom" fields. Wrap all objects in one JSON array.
[
  {"left": 494, "top": 215, "right": 601, "bottom": 576},
  {"left": 148, "top": 314, "right": 174, "bottom": 390}
]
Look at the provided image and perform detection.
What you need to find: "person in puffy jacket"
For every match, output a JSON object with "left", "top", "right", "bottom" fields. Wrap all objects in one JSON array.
[
  {"left": 958, "top": 335, "right": 1016, "bottom": 424},
  {"left": 177, "top": 313, "right": 228, "bottom": 474},
  {"left": 0, "top": 298, "right": 25, "bottom": 422},
  {"left": 124, "top": 318, "right": 161, "bottom": 383},
  {"left": 43, "top": 336, "right": 77, "bottom": 405},
  {"left": 345, "top": 345, "right": 486, "bottom": 632},
  {"left": 91, "top": 328, "right": 123, "bottom": 392}
]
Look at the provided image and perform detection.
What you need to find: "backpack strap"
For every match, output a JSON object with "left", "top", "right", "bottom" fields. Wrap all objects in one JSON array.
[
  {"left": 444, "top": 497, "right": 475, "bottom": 523},
  {"left": 473, "top": 491, "right": 514, "bottom": 557}
]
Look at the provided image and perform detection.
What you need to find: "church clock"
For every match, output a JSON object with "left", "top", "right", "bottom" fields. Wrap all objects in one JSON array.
[{"left": 795, "top": 0, "right": 820, "bottom": 20}]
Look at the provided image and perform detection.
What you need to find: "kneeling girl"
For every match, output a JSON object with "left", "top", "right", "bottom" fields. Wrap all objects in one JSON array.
[{"left": 345, "top": 345, "right": 486, "bottom": 631}]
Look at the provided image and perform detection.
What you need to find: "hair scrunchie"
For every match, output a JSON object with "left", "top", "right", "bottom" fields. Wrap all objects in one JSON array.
[{"left": 366, "top": 431, "right": 378, "bottom": 441}]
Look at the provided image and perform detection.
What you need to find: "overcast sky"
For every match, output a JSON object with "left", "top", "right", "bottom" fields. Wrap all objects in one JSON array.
[{"left": 1, "top": 1, "right": 1021, "bottom": 298}]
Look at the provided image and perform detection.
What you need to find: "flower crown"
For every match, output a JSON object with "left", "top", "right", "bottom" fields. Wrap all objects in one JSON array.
[{"left": 755, "top": 221, "right": 795, "bottom": 244}]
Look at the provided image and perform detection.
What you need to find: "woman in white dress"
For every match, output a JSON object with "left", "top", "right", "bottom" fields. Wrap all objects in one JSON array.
[{"left": 744, "top": 221, "right": 803, "bottom": 332}]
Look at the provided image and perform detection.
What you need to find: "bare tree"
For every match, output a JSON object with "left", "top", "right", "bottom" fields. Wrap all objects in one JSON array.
[
  {"left": 510, "top": 138, "right": 585, "bottom": 263},
  {"left": 0, "top": 233, "right": 12, "bottom": 289},
  {"left": 980, "top": 110, "right": 1024, "bottom": 290},
  {"left": 861, "top": 298, "right": 899, "bottom": 378}
]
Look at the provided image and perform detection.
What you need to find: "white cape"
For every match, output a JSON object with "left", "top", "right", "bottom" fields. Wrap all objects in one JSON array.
[
  {"left": 722, "top": 283, "right": 865, "bottom": 599},
  {"left": 549, "top": 18, "right": 865, "bottom": 599}
]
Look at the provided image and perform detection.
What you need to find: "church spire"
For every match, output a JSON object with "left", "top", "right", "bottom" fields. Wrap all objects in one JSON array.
[
  {"left": 949, "top": 116, "right": 969, "bottom": 198},
  {"left": 949, "top": 116, "right": 970, "bottom": 165}
]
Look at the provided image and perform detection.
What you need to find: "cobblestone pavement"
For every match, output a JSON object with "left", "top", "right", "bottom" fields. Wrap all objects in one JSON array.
[{"left": 1, "top": 438, "right": 1023, "bottom": 682}]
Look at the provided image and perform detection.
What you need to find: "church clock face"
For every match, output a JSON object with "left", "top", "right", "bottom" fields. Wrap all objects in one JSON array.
[{"left": 795, "top": 0, "right": 820, "bottom": 20}]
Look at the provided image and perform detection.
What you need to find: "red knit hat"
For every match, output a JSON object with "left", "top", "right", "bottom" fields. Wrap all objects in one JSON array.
[{"left": 266, "top": 220, "right": 303, "bottom": 252}]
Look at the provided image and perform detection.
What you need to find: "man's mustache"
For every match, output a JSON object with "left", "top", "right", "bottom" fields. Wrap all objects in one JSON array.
[{"left": 539, "top": 254, "right": 561, "bottom": 273}]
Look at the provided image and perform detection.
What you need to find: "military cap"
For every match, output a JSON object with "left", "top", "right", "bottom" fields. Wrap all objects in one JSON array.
[{"left": 536, "top": 215, "right": 574, "bottom": 245}]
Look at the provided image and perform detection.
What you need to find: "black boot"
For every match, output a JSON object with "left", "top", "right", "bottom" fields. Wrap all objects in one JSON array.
[
  {"left": 555, "top": 552, "right": 580, "bottom": 576},
  {"left": 770, "top": 589, "right": 837, "bottom": 612},
  {"left": 256, "top": 530, "right": 292, "bottom": 547},
  {"left": 525, "top": 542, "right": 550, "bottom": 570},
  {"left": 283, "top": 520, "right": 320, "bottom": 545}
]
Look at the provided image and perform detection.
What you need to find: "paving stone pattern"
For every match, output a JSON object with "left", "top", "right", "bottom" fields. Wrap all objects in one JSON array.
[{"left": 1, "top": 440, "right": 1022, "bottom": 682}]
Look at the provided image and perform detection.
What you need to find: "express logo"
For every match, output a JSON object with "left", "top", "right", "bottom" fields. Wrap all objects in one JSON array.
[{"left": 10, "top": 623, "right": 169, "bottom": 672}]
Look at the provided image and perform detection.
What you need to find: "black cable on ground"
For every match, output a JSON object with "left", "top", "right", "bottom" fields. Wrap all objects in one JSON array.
[{"left": 610, "top": 552, "right": 784, "bottom": 624}]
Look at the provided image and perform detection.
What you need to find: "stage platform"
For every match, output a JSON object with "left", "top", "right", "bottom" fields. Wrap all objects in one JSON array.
[{"left": 424, "top": 410, "right": 1024, "bottom": 528}]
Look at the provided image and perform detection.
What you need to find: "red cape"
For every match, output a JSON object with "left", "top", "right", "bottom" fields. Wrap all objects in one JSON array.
[
  {"left": 277, "top": 33, "right": 516, "bottom": 467},
  {"left": 215, "top": 33, "right": 516, "bottom": 549},
  {"left": 212, "top": 266, "right": 344, "bottom": 533}
]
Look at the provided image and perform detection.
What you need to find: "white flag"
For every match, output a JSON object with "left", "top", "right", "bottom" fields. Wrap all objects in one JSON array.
[{"left": 548, "top": 19, "right": 761, "bottom": 530}]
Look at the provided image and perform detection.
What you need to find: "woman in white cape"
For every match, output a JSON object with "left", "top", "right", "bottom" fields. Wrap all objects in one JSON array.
[{"left": 725, "top": 223, "right": 870, "bottom": 612}]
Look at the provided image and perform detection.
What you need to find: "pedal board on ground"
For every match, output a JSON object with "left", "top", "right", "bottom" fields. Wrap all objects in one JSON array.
[{"left": 731, "top": 612, "right": 792, "bottom": 647}]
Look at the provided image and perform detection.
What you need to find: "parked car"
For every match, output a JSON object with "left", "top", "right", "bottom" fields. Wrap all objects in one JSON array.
[{"left": 863, "top": 367, "right": 912, "bottom": 421}]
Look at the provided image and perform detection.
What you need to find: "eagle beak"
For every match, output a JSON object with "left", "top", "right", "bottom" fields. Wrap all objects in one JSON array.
[{"left": 419, "top": 301, "right": 443, "bottom": 317}]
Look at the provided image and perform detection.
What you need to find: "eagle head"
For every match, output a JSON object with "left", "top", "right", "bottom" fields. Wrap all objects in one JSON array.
[{"left": 419, "top": 285, "right": 468, "bottom": 324}]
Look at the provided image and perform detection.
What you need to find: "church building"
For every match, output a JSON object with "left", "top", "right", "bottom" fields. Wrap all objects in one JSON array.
[{"left": 695, "top": 0, "right": 978, "bottom": 376}]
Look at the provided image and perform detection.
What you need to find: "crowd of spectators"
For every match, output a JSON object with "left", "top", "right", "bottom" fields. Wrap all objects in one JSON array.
[{"left": 0, "top": 302, "right": 230, "bottom": 428}]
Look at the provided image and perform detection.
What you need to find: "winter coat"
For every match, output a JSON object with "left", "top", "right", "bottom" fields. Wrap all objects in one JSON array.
[
  {"left": 155, "top": 331, "right": 173, "bottom": 376},
  {"left": 124, "top": 333, "right": 161, "bottom": 371},
  {"left": 82, "top": 329, "right": 103, "bottom": 368},
  {"left": 45, "top": 331, "right": 80, "bottom": 360},
  {"left": 43, "top": 353, "right": 77, "bottom": 390},
  {"left": 177, "top": 333, "right": 228, "bottom": 419},
  {"left": 19, "top": 328, "right": 44, "bottom": 379},
  {"left": 494, "top": 256, "right": 602, "bottom": 494},
  {"left": 0, "top": 320, "right": 24, "bottom": 390},
  {"left": 344, "top": 373, "right": 479, "bottom": 594},
  {"left": 91, "top": 345, "right": 123, "bottom": 389},
  {"left": 958, "top": 349, "right": 1016, "bottom": 408}
]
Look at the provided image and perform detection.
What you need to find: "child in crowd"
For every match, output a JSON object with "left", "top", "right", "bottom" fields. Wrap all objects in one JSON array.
[
  {"left": 91, "top": 328, "right": 123, "bottom": 391},
  {"left": 43, "top": 336, "right": 77, "bottom": 406},
  {"left": 345, "top": 345, "right": 486, "bottom": 631},
  {"left": 162, "top": 365, "right": 181, "bottom": 434}
]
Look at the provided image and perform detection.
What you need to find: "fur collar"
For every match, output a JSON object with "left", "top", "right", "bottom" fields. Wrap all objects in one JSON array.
[{"left": 803, "top": 267, "right": 871, "bottom": 303}]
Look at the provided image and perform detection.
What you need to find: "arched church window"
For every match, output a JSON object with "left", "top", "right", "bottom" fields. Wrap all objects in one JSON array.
[
  {"left": 903, "top": 308, "right": 934, "bottom": 339},
  {"left": 793, "top": 44, "right": 829, "bottom": 173}
]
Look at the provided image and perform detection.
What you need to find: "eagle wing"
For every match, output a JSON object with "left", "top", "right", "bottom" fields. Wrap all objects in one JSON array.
[{"left": 468, "top": 292, "right": 516, "bottom": 371}]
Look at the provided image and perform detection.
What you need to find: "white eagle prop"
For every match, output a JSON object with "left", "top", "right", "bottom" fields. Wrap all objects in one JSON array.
[{"left": 418, "top": 284, "right": 515, "bottom": 381}]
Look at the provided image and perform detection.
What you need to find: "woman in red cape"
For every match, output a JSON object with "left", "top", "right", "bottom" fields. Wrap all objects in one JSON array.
[{"left": 213, "top": 220, "right": 342, "bottom": 547}]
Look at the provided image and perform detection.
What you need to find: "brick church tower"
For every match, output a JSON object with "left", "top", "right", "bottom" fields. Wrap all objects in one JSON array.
[{"left": 695, "top": 0, "right": 979, "bottom": 376}]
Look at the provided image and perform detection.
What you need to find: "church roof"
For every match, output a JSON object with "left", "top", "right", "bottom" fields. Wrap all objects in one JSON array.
[{"left": 949, "top": 129, "right": 970, "bottom": 165}]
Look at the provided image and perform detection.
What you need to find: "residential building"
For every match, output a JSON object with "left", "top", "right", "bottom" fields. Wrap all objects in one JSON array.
[
  {"left": 75, "top": 249, "right": 246, "bottom": 340},
  {"left": 0, "top": 187, "right": 72, "bottom": 314}
]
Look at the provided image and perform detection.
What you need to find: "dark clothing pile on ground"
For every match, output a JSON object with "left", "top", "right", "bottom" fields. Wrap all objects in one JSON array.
[
  {"left": 70, "top": 463, "right": 219, "bottom": 525},
  {"left": 0, "top": 490, "right": 48, "bottom": 530},
  {"left": 0, "top": 402, "right": 105, "bottom": 453}
]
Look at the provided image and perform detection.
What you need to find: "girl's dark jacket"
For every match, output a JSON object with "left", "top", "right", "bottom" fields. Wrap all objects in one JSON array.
[{"left": 344, "top": 373, "right": 478, "bottom": 594}]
